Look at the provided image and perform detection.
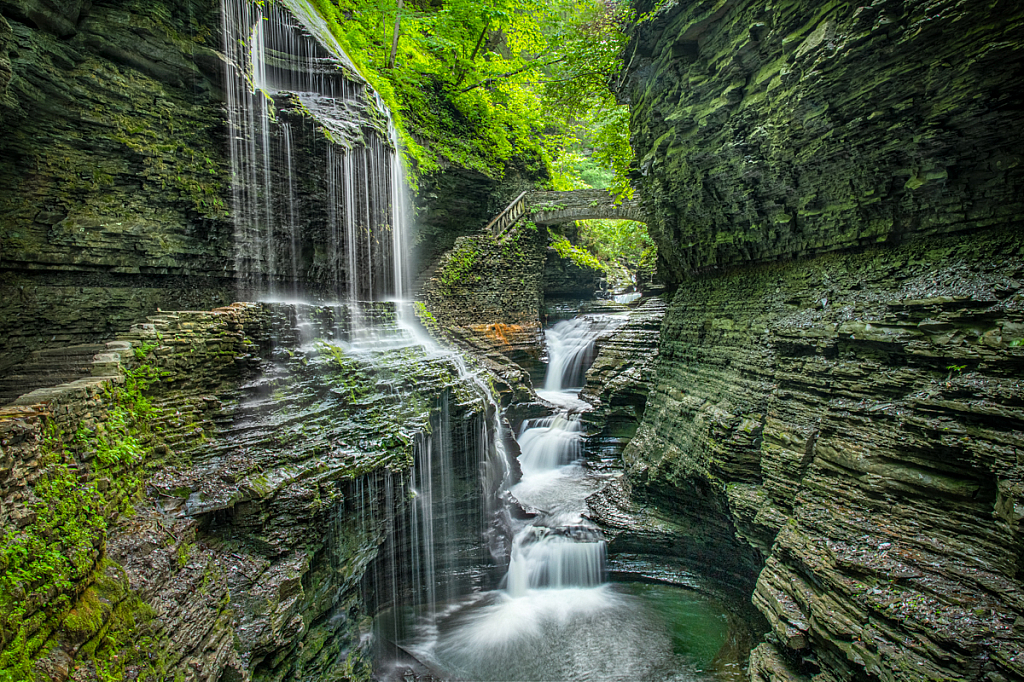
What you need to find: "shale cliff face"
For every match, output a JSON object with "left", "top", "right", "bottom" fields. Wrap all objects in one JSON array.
[
  {"left": 0, "top": 0, "right": 237, "bottom": 371},
  {"left": 622, "top": 1, "right": 1024, "bottom": 679},
  {"left": 627, "top": 0, "right": 1024, "bottom": 281},
  {"left": 0, "top": 303, "right": 498, "bottom": 681}
]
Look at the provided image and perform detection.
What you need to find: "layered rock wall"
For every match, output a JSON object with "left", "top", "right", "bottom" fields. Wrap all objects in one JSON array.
[
  {"left": 420, "top": 226, "right": 548, "bottom": 393},
  {"left": 627, "top": 0, "right": 1024, "bottom": 284},
  {"left": 0, "top": 303, "right": 496, "bottom": 681},
  {"left": 0, "top": 0, "right": 238, "bottom": 370},
  {"left": 580, "top": 296, "right": 666, "bottom": 459},
  {"left": 623, "top": 227, "right": 1024, "bottom": 679},
  {"left": 623, "top": 0, "right": 1024, "bottom": 679}
]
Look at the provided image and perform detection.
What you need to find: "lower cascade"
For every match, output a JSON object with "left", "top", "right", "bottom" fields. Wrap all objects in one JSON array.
[{"left": 374, "top": 314, "right": 754, "bottom": 681}]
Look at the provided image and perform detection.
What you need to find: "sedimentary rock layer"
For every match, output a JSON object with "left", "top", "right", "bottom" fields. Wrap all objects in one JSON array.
[
  {"left": 626, "top": 0, "right": 1024, "bottom": 283},
  {"left": 622, "top": 227, "right": 1024, "bottom": 680},
  {"left": 0, "top": 303, "right": 497, "bottom": 681},
  {"left": 580, "top": 296, "right": 666, "bottom": 460},
  {"left": 622, "top": 1, "right": 1024, "bottom": 678}
]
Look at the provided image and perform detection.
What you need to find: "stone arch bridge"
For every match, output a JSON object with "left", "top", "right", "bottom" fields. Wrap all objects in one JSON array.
[{"left": 485, "top": 189, "right": 646, "bottom": 237}]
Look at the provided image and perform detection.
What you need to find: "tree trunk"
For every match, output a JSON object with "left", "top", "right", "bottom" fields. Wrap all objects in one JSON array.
[{"left": 388, "top": 0, "right": 403, "bottom": 69}]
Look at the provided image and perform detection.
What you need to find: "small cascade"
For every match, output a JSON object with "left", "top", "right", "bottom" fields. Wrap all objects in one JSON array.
[
  {"left": 613, "top": 291, "right": 643, "bottom": 305},
  {"left": 347, "top": 309, "right": 754, "bottom": 680},
  {"left": 517, "top": 414, "right": 583, "bottom": 474},
  {"left": 504, "top": 323, "right": 610, "bottom": 599},
  {"left": 505, "top": 526, "right": 606, "bottom": 596},
  {"left": 543, "top": 315, "right": 624, "bottom": 392}
]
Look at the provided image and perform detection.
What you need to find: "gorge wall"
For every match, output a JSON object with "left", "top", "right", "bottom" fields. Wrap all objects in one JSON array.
[
  {"left": 621, "top": 0, "right": 1024, "bottom": 679},
  {"left": 0, "top": 302, "right": 499, "bottom": 681},
  {"left": 0, "top": 0, "right": 236, "bottom": 372},
  {"left": 0, "top": 0, "right": 537, "bottom": 374}
]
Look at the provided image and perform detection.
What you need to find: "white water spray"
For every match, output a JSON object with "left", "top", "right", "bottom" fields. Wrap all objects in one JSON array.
[{"left": 543, "top": 315, "right": 625, "bottom": 391}]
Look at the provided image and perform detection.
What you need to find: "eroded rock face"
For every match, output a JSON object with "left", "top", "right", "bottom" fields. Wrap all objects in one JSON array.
[
  {"left": 420, "top": 227, "right": 548, "bottom": 396},
  {"left": 580, "top": 296, "right": 666, "bottom": 461},
  {"left": 622, "top": 2, "right": 1024, "bottom": 677},
  {"left": 413, "top": 163, "right": 540, "bottom": 287},
  {"left": 0, "top": 14, "right": 13, "bottom": 106},
  {"left": 0, "top": 0, "right": 88, "bottom": 37},
  {"left": 543, "top": 245, "right": 605, "bottom": 301},
  {"left": 625, "top": 0, "right": 1024, "bottom": 284},
  {"left": 0, "top": 303, "right": 500, "bottom": 681},
  {"left": 0, "top": 0, "right": 235, "bottom": 371},
  {"left": 623, "top": 228, "right": 1024, "bottom": 679}
]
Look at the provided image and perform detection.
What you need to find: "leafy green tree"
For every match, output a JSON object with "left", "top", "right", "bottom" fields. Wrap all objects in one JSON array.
[
  {"left": 576, "top": 218, "right": 656, "bottom": 285},
  {"left": 304, "top": 0, "right": 634, "bottom": 189}
]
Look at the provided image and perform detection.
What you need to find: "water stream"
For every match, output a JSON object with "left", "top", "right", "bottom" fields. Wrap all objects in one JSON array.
[
  {"left": 378, "top": 315, "right": 753, "bottom": 681},
  {"left": 218, "top": 4, "right": 752, "bottom": 678}
]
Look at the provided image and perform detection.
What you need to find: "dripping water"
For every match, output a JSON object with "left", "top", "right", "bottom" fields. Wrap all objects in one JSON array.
[
  {"left": 221, "top": 0, "right": 406, "bottom": 303},
  {"left": 221, "top": 2, "right": 515, "bottom": 673}
]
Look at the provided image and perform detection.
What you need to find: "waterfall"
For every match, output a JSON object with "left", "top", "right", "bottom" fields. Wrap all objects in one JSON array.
[
  {"left": 505, "top": 527, "right": 606, "bottom": 597},
  {"left": 220, "top": 2, "right": 519, "bottom": 668},
  {"left": 220, "top": 0, "right": 408, "bottom": 302},
  {"left": 613, "top": 292, "right": 642, "bottom": 305},
  {"left": 543, "top": 316, "right": 625, "bottom": 392},
  {"left": 517, "top": 415, "right": 583, "bottom": 474}
]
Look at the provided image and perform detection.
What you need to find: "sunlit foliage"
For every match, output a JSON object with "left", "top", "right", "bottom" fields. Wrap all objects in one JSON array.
[{"left": 303, "top": 0, "right": 634, "bottom": 189}]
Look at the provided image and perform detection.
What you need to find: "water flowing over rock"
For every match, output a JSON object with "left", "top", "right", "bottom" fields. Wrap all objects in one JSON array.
[
  {"left": 0, "top": 0, "right": 440, "bottom": 373},
  {"left": 220, "top": 0, "right": 409, "bottom": 301},
  {"left": 0, "top": 299, "right": 515, "bottom": 680}
]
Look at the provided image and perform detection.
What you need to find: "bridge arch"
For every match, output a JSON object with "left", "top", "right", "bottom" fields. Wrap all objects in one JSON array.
[
  {"left": 525, "top": 189, "right": 646, "bottom": 225},
  {"left": 483, "top": 189, "right": 647, "bottom": 238}
]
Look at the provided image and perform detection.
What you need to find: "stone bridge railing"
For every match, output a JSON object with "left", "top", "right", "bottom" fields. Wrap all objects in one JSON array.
[
  {"left": 526, "top": 189, "right": 645, "bottom": 225},
  {"left": 486, "top": 189, "right": 645, "bottom": 237}
]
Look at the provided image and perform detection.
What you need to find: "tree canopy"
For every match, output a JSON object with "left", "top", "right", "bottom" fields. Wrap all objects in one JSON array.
[{"left": 302, "top": 0, "right": 634, "bottom": 191}]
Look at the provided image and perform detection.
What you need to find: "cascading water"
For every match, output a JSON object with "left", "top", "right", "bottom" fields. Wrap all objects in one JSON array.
[
  {"left": 379, "top": 314, "right": 756, "bottom": 681},
  {"left": 220, "top": 4, "right": 753, "bottom": 677},
  {"left": 220, "top": 2, "right": 515, "bottom": 673},
  {"left": 543, "top": 315, "right": 625, "bottom": 393},
  {"left": 505, "top": 317, "right": 616, "bottom": 601},
  {"left": 221, "top": 0, "right": 408, "bottom": 302},
  {"left": 613, "top": 291, "right": 643, "bottom": 305}
]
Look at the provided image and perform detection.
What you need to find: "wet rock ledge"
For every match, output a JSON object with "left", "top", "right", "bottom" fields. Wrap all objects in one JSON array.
[{"left": 0, "top": 302, "right": 494, "bottom": 681}]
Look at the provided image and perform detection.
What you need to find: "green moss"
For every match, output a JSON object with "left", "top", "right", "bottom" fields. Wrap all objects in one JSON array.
[
  {"left": 548, "top": 229, "right": 606, "bottom": 273},
  {"left": 0, "top": 364, "right": 162, "bottom": 680},
  {"left": 438, "top": 240, "right": 482, "bottom": 291}
]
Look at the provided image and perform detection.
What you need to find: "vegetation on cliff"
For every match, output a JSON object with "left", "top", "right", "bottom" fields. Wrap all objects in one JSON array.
[
  {"left": 0, "top": 359, "right": 166, "bottom": 681},
  {"left": 576, "top": 218, "right": 657, "bottom": 284},
  {"left": 302, "top": 0, "right": 634, "bottom": 187}
]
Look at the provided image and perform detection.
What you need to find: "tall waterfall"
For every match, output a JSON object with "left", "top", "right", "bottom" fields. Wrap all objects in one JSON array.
[
  {"left": 220, "top": 0, "right": 514, "bottom": 669},
  {"left": 220, "top": 0, "right": 409, "bottom": 302}
]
